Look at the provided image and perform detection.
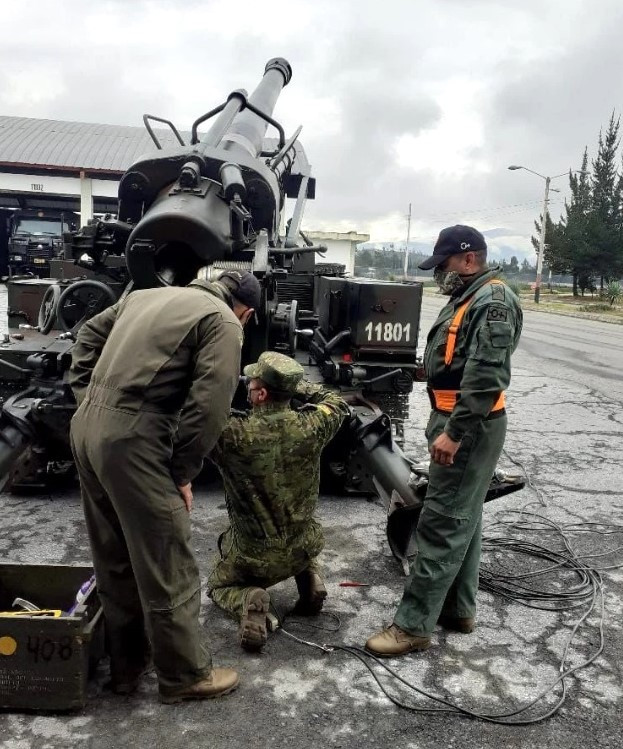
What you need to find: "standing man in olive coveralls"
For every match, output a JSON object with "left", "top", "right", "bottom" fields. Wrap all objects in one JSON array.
[
  {"left": 366, "top": 226, "right": 522, "bottom": 656},
  {"left": 208, "top": 351, "right": 350, "bottom": 652},
  {"left": 69, "top": 271, "right": 260, "bottom": 702}
]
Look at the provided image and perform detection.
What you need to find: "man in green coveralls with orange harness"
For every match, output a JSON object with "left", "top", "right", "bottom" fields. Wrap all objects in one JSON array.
[{"left": 366, "top": 225, "right": 523, "bottom": 656}]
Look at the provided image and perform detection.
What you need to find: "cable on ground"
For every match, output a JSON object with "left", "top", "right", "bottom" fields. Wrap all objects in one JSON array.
[{"left": 269, "top": 459, "right": 622, "bottom": 724}]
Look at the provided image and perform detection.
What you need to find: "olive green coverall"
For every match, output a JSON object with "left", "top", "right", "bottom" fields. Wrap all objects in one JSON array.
[
  {"left": 207, "top": 382, "right": 350, "bottom": 619},
  {"left": 393, "top": 268, "right": 522, "bottom": 636},
  {"left": 69, "top": 281, "right": 242, "bottom": 694}
]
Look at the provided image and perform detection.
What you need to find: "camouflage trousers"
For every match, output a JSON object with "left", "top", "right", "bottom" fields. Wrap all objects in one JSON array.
[
  {"left": 394, "top": 411, "right": 507, "bottom": 636},
  {"left": 207, "top": 526, "right": 323, "bottom": 620}
]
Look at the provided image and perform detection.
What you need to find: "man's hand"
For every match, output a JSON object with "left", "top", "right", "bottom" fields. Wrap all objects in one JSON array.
[
  {"left": 430, "top": 433, "right": 461, "bottom": 466},
  {"left": 177, "top": 483, "right": 193, "bottom": 512}
]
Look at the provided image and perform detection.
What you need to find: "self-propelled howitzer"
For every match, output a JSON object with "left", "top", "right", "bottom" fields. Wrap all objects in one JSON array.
[{"left": 0, "top": 58, "right": 523, "bottom": 572}]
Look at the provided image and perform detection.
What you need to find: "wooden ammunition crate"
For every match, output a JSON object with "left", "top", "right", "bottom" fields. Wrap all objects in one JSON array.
[{"left": 0, "top": 563, "right": 104, "bottom": 711}]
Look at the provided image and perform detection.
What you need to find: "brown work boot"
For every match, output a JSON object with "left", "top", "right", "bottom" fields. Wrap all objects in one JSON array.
[
  {"left": 437, "top": 613, "right": 475, "bottom": 634},
  {"left": 365, "top": 624, "right": 431, "bottom": 657},
  {"left": 159, "top": 668, "right": 239, "bottom": 704},
  {"left": 292, "top": 568, "right": 327, "bottom": 616},
  {"left": 239, "top": 587, "right": 270, "bottom": 652}
]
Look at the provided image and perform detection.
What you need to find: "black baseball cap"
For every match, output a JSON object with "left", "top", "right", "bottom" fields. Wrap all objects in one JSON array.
[
  {"left": 418, "top": 225, "right": 487, "bottom": 270},
  {"left": 218, "top": 270, "right": 262, "bottom": 309}
]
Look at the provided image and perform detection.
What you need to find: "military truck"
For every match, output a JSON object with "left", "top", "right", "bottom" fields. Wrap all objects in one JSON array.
[{"left": 7, "top": 209, "right": 78, "bottom": 278}]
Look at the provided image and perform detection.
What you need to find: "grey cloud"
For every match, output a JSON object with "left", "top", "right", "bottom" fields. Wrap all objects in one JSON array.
[
  {"left": 1, "top": 0, "right": 623, "bottom": 257},
  {"left": 295, "top": 28, "right": 443, "bottom": 226},
  {"left": 486, "top": 10, "right": 623, "bottom": 172}
]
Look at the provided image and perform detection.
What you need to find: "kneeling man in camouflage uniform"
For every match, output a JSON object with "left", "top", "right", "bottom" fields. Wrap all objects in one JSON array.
[{"left": 208, "top": 351, "right": 350, "bottom": 651}]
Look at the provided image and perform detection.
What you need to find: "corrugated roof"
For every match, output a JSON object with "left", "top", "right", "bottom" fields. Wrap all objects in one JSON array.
[
  {"left": 0, "top": 116, "right": 184, "bottom": 174},
  {"left": 0, "top": 115, "right": 312, "bottom": 178}
]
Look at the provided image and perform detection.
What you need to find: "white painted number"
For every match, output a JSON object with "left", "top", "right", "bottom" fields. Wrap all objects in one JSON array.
[{"left": 364, "top": 321, "right": 411, "bottom": 343}]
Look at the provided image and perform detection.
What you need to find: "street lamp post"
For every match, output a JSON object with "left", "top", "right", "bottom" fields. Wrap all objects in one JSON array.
[
  {"left": 508, "top": 165, "right": 572, "bottom": 303},
  {"left": 403, "top": 202, "right": 412, "bottom": 279}
]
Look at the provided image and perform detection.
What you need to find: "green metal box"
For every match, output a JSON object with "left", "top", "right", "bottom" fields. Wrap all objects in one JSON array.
[
  {"left": 0, "top": 563, "right": 104, "bottom": 711},
  {"left": 317, "top": 276, "right": 422, "bottom": 354}
]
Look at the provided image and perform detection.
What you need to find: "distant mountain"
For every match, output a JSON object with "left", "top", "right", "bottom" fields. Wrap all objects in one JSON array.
[
  {"left": 359, "top": 227, "right": 536, "bottom": 263},
  {"left": 359, "top": 241, "right": 431, "bottom": 253},
  {"left": 482, "top": 228, "right": 516, "bottom": 239}
]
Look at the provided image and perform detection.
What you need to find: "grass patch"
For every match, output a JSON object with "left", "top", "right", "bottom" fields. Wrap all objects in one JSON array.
[
  {"left": 578, "top": 303, "right": 617, "bottom": 313},
  {"left": 517, "top": 290, "right": 623, "bottom": 320}
]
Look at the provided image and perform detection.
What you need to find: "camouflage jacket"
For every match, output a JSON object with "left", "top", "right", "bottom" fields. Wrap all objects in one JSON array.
[
  {"left": 424, "top": 267, "right": 523, "bottom": 441},
  {"left": 211, "top": 382, "right": 350, "bottom": 547}
]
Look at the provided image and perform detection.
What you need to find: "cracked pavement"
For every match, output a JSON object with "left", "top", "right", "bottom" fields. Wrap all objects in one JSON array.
[{"left": 1, "top": 292, "right": 622, "bottom": 749}]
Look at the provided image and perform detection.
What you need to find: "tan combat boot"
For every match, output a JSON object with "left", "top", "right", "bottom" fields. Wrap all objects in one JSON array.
[
  {"left": 292, "top": 568, "right": 327, "bottom": 616},
  {"left": 365, "top": 624, "right": 431, "bottom": 657},
  {"left": 159, "top": 668, "right": 240, "bottom": 704},
  {"left": 239, "top": 587, "right": 270, "bottom": 652},
  {"left": 437, "top": 613, "right": 475, "bottom": 634}
]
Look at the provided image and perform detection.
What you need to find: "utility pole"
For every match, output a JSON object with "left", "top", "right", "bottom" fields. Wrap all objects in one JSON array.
[
  {"left": 535, "top": 176, "right": 550, "bottom": 304},
  {"left": 403, "top": 202, "right": 411, "bottom": 279},
  {"left": 508, "top": 165, "right": 583, "bottom": 303}
]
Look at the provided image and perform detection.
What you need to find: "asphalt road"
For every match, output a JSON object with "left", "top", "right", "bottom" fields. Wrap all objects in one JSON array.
[
  {"left": 1, "top": 292, "right": 622, "bottom": 749},
  {"left": 422, "top": 292, "right": 623, "bottom": 397}
]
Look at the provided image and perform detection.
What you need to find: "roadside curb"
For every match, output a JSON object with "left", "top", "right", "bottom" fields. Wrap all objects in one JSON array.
[
  {"left": 420, "top": 287, "right": 623, "bottom": 325},
  {"left": 519, "top": 302, "right": 623, "bottom": 325}
]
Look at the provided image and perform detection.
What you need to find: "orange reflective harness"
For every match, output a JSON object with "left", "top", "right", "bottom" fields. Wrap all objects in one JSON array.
[{"left": 429, "top": 279, "right": 506, "bottom": 414}]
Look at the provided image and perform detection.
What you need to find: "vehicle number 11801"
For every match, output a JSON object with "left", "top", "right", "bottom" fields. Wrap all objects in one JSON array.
[{"left": 364, "top": 321, "right": 411, "bottom": 343}]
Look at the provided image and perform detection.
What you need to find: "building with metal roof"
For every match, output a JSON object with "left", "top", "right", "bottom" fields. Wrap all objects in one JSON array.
[
  {"left": 0, "top": 115, "right": 191, "bottom": 176},
  {"left": 0, "top": 115, "right": 312, "bottom": 213},
  {"left": 0, "top": 115, "right": 187, "bottom": 215}
]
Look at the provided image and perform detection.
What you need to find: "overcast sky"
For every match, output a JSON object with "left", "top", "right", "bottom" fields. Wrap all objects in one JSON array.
[{"left": 2, "top": 0, "right": 623, "bottom": 259}]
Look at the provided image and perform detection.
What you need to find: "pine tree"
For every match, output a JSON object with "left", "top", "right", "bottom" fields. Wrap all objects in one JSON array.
[
  {"left": 588, "top": 113, "right": 623, "bottom": 287},
  {"left": 563, "top": 148, "right": 593, "bottom": 295},
  {"left": 545, "top": 114, "right": 623, "bottom": 295}
]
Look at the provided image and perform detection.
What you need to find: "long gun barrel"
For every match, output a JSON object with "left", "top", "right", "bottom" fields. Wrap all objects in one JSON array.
[
  {"left": 120, "top": 58, "right": 295, "bottom": 289},
  {"left": 200, "top": 57, "right": 292, "bottom": 158}
]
